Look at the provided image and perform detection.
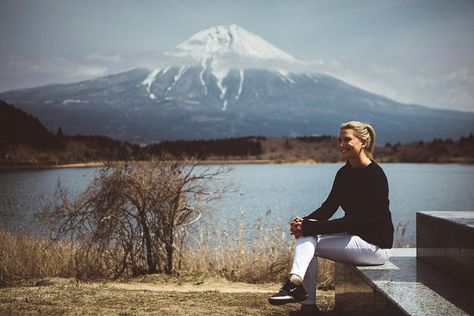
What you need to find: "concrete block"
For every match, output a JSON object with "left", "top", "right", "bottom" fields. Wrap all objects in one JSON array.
[{"left": 417, "top": 211, "right": 474, "bottom": 286}]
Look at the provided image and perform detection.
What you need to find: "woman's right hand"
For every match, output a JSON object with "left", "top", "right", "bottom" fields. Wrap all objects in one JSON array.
[{"left": 290, "top": 216, "right": 303, "bottom": 239}]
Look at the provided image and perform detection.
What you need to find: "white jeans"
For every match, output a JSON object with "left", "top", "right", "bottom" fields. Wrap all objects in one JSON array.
[{"left": 290, "top": 234, "right": 391, "bottom": 305}]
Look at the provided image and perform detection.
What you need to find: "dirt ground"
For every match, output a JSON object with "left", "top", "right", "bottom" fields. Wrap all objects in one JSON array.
[{"left": 0, "top": 277, "right": 335, "bottom": 315}]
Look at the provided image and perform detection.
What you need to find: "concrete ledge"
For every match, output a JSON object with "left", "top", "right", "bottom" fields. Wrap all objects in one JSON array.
[
  {"left": 335, "top": 261, "right": 401, "bottom": 315},
  {"left": 417, "top": 211, "right": 474, "bottom": 286},
  {"left": 336, "top": 248, "right": 474, "bottom": 315}
]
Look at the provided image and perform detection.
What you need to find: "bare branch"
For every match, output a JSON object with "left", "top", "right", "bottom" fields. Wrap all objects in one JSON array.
[{"left": 36, "top": 159, "right": 229, "bottom": 277}]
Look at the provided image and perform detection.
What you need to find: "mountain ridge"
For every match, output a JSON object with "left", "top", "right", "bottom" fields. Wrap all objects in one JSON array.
[
  {"left": 1, "top": 25, "right": 473, "bottom": 144},
  {"left": 1, "top": 65, "right": 473, "bottom": 144}
]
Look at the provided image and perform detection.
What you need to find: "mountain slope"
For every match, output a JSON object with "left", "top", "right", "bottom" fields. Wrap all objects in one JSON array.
[{"left": 0, "top": 25, "right": 473, "bottom": 144}]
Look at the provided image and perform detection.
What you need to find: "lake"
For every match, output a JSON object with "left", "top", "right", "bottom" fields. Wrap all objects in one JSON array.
[{"left": 1, "top": 163, "right": 473, "bottom": 246}]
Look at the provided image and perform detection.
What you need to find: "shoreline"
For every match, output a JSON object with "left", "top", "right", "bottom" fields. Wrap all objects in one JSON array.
[
  {"left": 1, "top": 157, "right": 473, "bottom": 170},
  {"left": 0, "top": 159, "right": 319, "bottom": 170}
]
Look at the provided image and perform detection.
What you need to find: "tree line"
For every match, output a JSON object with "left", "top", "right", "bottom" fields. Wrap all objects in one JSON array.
[
  {"left": 145, "top": 137, "right": 264, "bottom": 159},
  {"left": 1, "top": 100, "right": 473, "bottom": 165},
  {"left": 0, "top": 101, "right": 264, "bottom": 164}
]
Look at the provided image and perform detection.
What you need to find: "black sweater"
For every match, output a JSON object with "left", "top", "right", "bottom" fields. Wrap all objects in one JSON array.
[{"left": 302, "top": 160, "right": 394, "bottom": 249}]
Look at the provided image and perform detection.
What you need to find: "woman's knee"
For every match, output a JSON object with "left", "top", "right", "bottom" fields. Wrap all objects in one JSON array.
[{"left": 296, "top": 235, "right": 318, "bottom": 248}]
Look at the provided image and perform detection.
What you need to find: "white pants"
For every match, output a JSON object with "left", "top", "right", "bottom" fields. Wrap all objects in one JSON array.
[{"left": 290, "top": 234, "right": 391, "bottom": 305}]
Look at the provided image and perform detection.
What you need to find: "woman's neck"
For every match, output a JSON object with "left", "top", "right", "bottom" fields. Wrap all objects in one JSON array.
[{"left": 349, "top": 155, "right": 372, "bottom": 168}]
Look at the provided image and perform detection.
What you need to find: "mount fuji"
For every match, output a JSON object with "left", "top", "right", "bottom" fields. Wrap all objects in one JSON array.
[{"left": 1, "top": 25, "right": 473, "bottom": 144}]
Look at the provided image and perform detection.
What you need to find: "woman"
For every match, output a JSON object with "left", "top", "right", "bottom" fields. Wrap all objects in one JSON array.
[{"left": 268, "top": 121, "right": 394, "bottom": 314}]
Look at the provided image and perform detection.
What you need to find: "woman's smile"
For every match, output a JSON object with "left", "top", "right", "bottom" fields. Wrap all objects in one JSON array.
[{"left": 338, "top": 129, "right": 364, "bottom": 159}]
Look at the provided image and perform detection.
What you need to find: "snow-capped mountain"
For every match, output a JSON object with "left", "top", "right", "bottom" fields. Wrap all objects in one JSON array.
[
  {"left": 1, "top": 25, "right": 473, "bottom": 144},
  {"left": 152, "top": 25, "right": 299, "bottom": 111},
  {"left": 172, "top": 24, "right": 295, "bottom": 62}
]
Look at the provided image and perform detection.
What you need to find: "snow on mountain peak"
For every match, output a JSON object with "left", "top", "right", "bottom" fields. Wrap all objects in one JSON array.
[
  {"left": 148, "top": 25, "right": 300, "bottom": 110},
  {"left": 173, "top": 24, "right": 295, "bottom": 62}
]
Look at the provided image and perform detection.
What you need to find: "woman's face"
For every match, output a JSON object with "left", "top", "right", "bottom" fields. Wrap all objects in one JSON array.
[{"left": 338, "top": 128, "right": 366, "bottom": 160}]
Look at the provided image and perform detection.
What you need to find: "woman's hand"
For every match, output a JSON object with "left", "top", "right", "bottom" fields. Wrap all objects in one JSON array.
[{"left": 290, "top": 216, "right": 303, "bottom": 239}]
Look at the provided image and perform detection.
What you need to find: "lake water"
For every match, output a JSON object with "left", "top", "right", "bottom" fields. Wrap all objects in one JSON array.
[{"left": 1, "top": 163, "right": 473, "bottom": 246}]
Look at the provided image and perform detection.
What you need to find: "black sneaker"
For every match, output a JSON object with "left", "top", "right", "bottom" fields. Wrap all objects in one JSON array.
[{"left": 268, "top": 280, "right": 308, "bottom": 305}]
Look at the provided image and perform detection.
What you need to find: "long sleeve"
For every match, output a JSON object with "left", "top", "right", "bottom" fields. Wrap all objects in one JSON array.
[
  {"left": 372, "top": 171, "right": 389, "bottom": 213},
  {"left": 302, "top": 217, "right": 348, "bottom": 236},
  {"left": 304, "top": 171, "right": 341, "bottom": 221},
  {"left": 301, "top": 169, "right": 344, "bottom": 236},
  {"left": 300, "top": 161, "right": 394, "bottom": 248}
]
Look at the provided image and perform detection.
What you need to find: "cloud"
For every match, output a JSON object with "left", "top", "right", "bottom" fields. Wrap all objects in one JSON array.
[
  {"left": 84, "top": 53, "right": 124, "bottom": 62},
  {"left": 424, "top": 69, "right": 474, "bottom": 110},
  {"left": 28, "top": 59, "right": 108, "bottom": 79},
  {"left": 300, "top": 58, "right": 474, "bottom": 112},
  {"left": 369, "top": 63, "right": 398, "bottom": 75},
  {"left": 0, "top": 55, "right": 111, "bottom": 91},
  {"left": 415, "top": 68, "right": 474, "bottom": 87}
]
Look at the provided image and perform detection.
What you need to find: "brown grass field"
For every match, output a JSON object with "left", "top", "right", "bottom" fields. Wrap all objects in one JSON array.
[
  {"left": 0, "top": 225, "right": 336, "bottom": 315},
  {"left": 0, "top": 276, "right": 335, "bottom": 315}
]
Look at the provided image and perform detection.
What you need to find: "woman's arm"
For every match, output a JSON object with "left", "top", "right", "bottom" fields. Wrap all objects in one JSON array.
[
  {"left": 301, "top": 217, "right": 348, "bottom": 236},
  {"left": 304, "top": 171, "right": 341, "bottom": 221},
  {"left": 291, "top": 215, "right": 349, "bottom": 237},
  {"left": 302, "top": 165, "right": 392, "bottom": 239}
]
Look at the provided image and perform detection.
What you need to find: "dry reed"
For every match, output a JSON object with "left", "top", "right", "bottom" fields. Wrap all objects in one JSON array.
[
  {"left": 177, "top": 215, "right": 335, "bottom": 288},
  {"left": 0, "top": 216, "right": 335, "bottom": 288},
  {"left": 0, "top": 228, "right": 76, "bottom": 286}
]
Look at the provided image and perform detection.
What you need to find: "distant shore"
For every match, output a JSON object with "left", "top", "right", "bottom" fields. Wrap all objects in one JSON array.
[
  {"left": 0, "top": 161, "right": 106, "bottom": 170},
  {"left": 2, "top": 133, "right": 473, "bottom": 169},
  {"left": 0, "top": 159, "right": 317, "bottom": 170},
  {"left": 1, "top": 157, "right": 473, "bottom": 171}
]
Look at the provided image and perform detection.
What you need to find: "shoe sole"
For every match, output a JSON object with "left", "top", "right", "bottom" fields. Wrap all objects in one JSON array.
[{"left": 268, "top": 295, "right": 309, "bottom": 305}]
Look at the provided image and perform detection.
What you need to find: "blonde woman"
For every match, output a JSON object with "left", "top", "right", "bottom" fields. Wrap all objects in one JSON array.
[{"left": 269, "top": 121, "right": 394, "bottom": 315}]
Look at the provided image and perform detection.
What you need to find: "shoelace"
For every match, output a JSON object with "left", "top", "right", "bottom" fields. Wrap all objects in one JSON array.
[{"left": 280, "top": 280, "right": 293, "bottom": 291}]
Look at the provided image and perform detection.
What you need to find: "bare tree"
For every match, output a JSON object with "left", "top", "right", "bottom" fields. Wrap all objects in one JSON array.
[{"left": 37, "top": 159, "right": 229, "bottom": 278}]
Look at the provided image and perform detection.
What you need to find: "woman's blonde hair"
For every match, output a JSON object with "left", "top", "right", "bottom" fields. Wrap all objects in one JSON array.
[{"left": 340, "top": 121, "right": 376, "bottom": 158}]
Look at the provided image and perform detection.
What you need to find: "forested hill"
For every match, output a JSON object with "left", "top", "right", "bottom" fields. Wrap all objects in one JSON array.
[
  {"left": 1, "top": 100, "right": 473, "bottom": 166},
  {"left": 0, "top": 100, "right": 60, "bottom": 151},
  {"left": 0, "top": 100, "right": 141, "bottom": 164},
  {"left": 0, "top": 100, "right": 269, "bottom": 165}
]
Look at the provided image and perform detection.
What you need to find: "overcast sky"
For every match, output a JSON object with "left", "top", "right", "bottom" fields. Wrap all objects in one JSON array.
[{"left": 1, "top": 0, "right": 473, "bottom": 112}]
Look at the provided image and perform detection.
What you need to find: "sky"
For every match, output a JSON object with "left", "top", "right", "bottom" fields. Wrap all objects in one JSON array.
[{"left": 0, "top": 0, "right": 473, "bottom": 112}]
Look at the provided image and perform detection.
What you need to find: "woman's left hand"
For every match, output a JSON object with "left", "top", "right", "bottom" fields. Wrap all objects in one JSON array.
[{"left": 290, "top": 217, "right": 303, "bottom": 239}]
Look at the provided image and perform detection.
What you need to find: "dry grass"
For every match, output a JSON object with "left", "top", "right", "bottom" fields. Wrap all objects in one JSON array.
[
  {"left": 178, "top": 218, "right": 292, "bottom": 283},
  {"left": 178, "top": 217, "right": 335, "bottom": 288},
  {"left": 0, "top": 221, "right": 336, "bottom": 314},
  {"left": 0, "top": 279, "right": 335, "bottom": 315},
  {"left": 0, "top": 215, "right": 335, "bottom": 289},
  {"left": 0, "top": 229, "right": 76, "bottom": 286}
]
